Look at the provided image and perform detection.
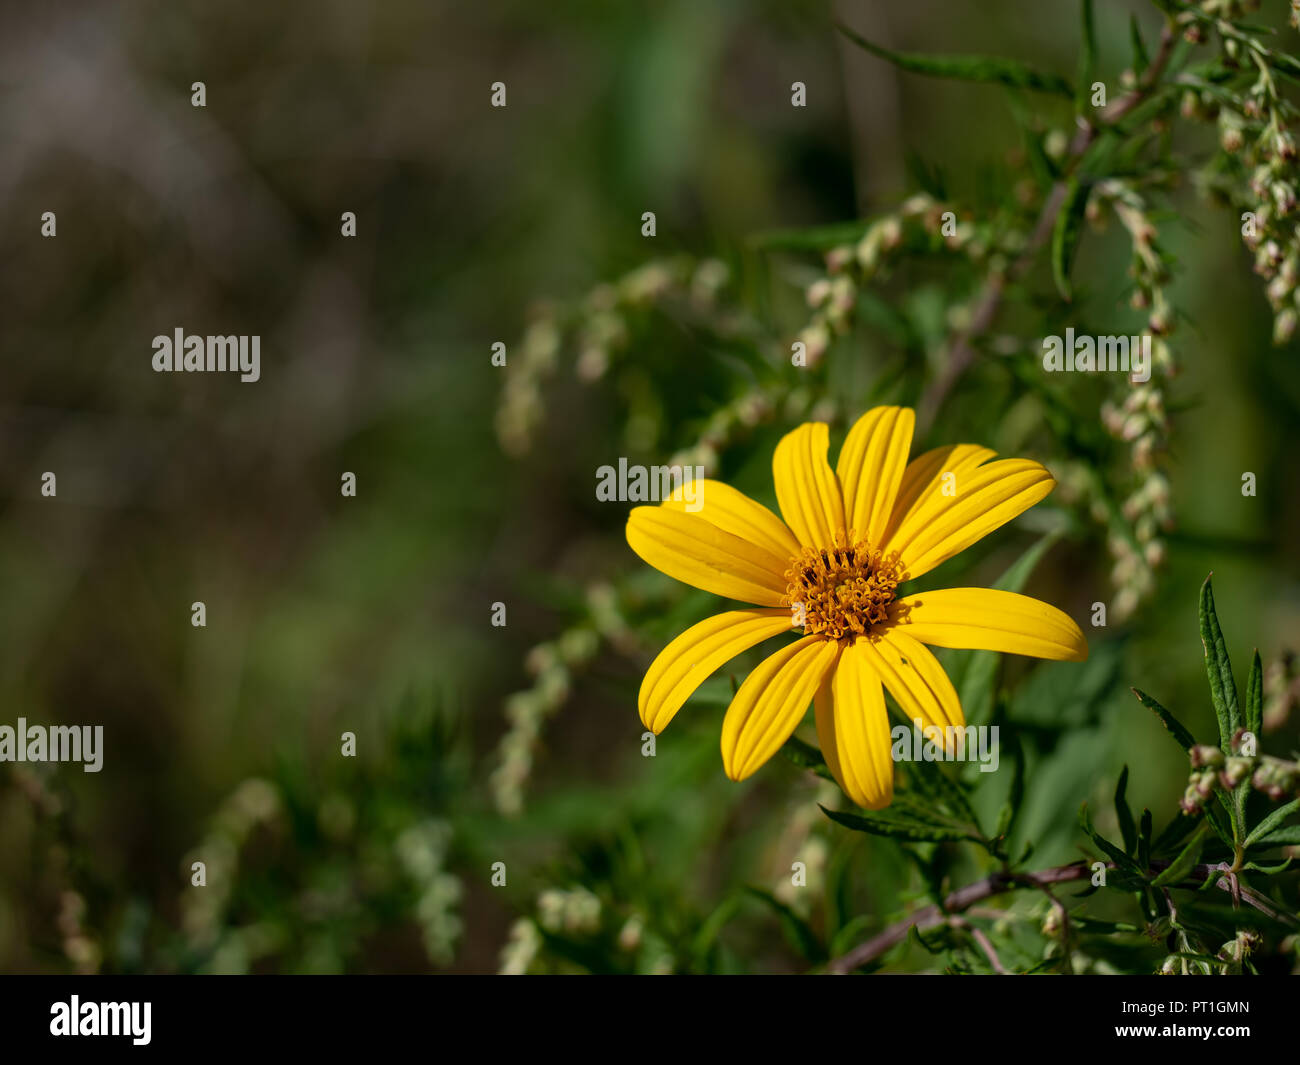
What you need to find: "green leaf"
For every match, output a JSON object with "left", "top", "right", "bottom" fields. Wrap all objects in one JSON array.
[
  {"left": 1151, "top": 821, "right": 1210, "bottom": 888},
  {"left": 1243, "top": 858, "right": 1293, "bottom": 875},
  {"left": 1114, "top": 765, "right": 1137, "bottom": 857},
  {"left": 902, "top": 752, "right": 979, "bottom": 829},
  {"left": 1138, "top": 808, "right": 1153, "bottom": 869},
  {"left": 1079, "top": 802, "right": 1139, "bottom": 871},
  {"left": 1245, "top": 650, "right": 1263, "bottom": 739},
  {"left": 781, "top": 735, "right": 835, "bottom": 781},
  {"left": 1076, "top": 0, "right": 1097, "bottom": 109},
  {"left": 1051, "top": 177, "right": 1090, "bottom": 302},
  {"left": 889, "top": 791, "right": 971, "bottom": 828},
  {"left": 1198, "top": 575, "right": 1240, "bottom": 749},
  {"left": 994, "top": 718, "right": 1026, "bottom": 843},
  {"left": 749, "top": 219, "right": 872, "bottom": 252},
  {"left": 1207, "top": 794, "right": 1238, "bottom": 849},
  {"left": 835, "top": 23, "right": 1073, "bottom": 96},
  {"left": 745, "top": 888, "right": 826, "bottom": 963},
  {"left": 1247, "top": 800, "right": 1300, "bottom": 849},
  {"left": 1132, "top": 687, "right": 1195, "bottom": 751},
  {"left": 819, "top": 804, "right": 976, "bottom": 843},
  {"left": 1129, "top": 14, "right": 1150, "bottom": 74},
  {"left": 689, "top": 893, "right": 743, "bottom": 968}
]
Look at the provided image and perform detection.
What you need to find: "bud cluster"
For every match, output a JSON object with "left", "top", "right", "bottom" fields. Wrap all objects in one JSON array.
[
  {"left": 491, "top": 584, "right": 635, "bottom": 816},
  {"left": 497, "top": 257, "right": 739, "bottom": 455},
  {"left": 796, "top": 194, "right": 994, "bottom": 367},
  {"left": 1179, "top": 8, "right": 1300, "bottom": 344},
  {"left": 1180, "top": 736, "right": 1300, "bottom": 814}
]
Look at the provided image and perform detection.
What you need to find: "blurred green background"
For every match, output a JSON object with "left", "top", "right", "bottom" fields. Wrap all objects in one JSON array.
[{"left": 1, "top": 0, "right": 1297, "bottom": 973}]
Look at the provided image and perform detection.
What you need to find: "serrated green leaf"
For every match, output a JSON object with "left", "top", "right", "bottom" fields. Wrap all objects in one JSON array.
[
  {"left": 1246, "top": 650, "right": 1263, "bottom": 739},
  {"left": 819, "top": 804, "right": 975, "bottom": 843},
  {"left": 902, "top": 753, "right": 979, "bottom": 829},
  {"left": 1133, "top": 687, "right": 1195, "bottom": 751},
  {"left": 1051, "top": 177, "right": 1090, "bottom": 301},
  {"left": 1249, "top": 823, "right": 1300, "bottom": 849},
  {"left": 836, "top": 23, "right": 1073, "bottom": 96},
  {"left": 1199, "top": 575, "right": 1240, "bottom": 749},
  {"left": 1151, "top": 821, "right": 1210, "bottom": 888},
  {"left": 1245, "top": 797, "right": 1300, "bottom": 849},
  {"left": 1114, "top": 765, "right": 1137, "bottom": 856},
  {"left": 890, "top": 789, "right": 970, "bottom": 829},
  {"left": 1138, "top": 808, "right": 1153, "bottom": 869}
]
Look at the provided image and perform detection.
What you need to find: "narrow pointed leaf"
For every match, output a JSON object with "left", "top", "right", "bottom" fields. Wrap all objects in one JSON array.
[
  {"left": 1151, "top": 822, "right": 1210, "bottom": 888},
  {"left": 1133, "top": 687, "right": 1195, "bottom": 751},
  {"left": 836, "top": 23, "right": 1073, "bottom": 96},
  {"left": 1129, "top": 14, "right": 1150, "bottom": 74},
  {"left": 1198, "top": 576, "right": 1240, "bottom": 748},
  {"left": 1076, "top": 0, "right": 1097, "bottom": 109},
  {"left": 1051, "top": 177, "right": 1090, "bottom": 301},
  {"left": 1245, "top": 650, "right": 1263, "bottom": 739},
  {"left": 1079, "top": 802, "right": 1138, "bottom": 871},
  {"left": 820, "top": 804, "right": 976, "bottom": 843},
  {"left": 1114, "top": 765, "right": 1137, "bottom": 856}
]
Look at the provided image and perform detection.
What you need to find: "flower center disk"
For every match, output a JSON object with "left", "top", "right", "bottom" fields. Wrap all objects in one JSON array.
[{"left": 784, "top": 533, "right": 902, "bottom": 641}]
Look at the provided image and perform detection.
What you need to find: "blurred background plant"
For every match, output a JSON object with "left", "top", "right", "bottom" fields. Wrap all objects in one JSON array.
[{"left": 2, "top": 0, "right": 1299, "bottom": 974}]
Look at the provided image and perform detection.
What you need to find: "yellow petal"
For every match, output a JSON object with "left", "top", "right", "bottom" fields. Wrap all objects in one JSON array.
[
  {"left": 882, "top": 457, "right": 1055, "bottom": 579},
  {"left": 721, "top": 636, "right": 840, "bottom": 781},
  {"left": 815, "top": 642, "right": 893, "bottom": 809},
  {"left": 663, "top": 479, "right": 800, "bottom": 562},
  {"left": 626, "top": 506, "right": 789, "bottom": 606},
  {"left": 773, "top": 422, "right": 846, "bottom": 548},
  {"left": 836, "top": 406, "right": 914, "bottom": 547},
  {"left": 891, "top": 587, "right": 1089, "bottom": 661},
  {"left": 857, "top": 630, "right": 964, "bottom": 735},
  {"left": 881, "top": 443, "right": 997, "bottom": 548},
  {"left": 639, "top": 609, "right": 795, "bottom": 734}
]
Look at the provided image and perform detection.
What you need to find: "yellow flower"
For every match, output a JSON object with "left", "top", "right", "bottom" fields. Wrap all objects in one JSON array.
[{"left": 625, "top": 406, "right": 1088, "bottom": 809}]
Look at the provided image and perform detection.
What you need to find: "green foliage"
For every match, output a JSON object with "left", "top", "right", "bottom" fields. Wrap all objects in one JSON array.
[{"left": 835, "top": 23, "right": 1074, "bottom": 96}]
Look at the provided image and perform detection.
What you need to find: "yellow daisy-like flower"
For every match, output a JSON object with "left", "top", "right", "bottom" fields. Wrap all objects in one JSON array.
[{"left": 625, "top": 406, "right": 1088, "bottom": 810}]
